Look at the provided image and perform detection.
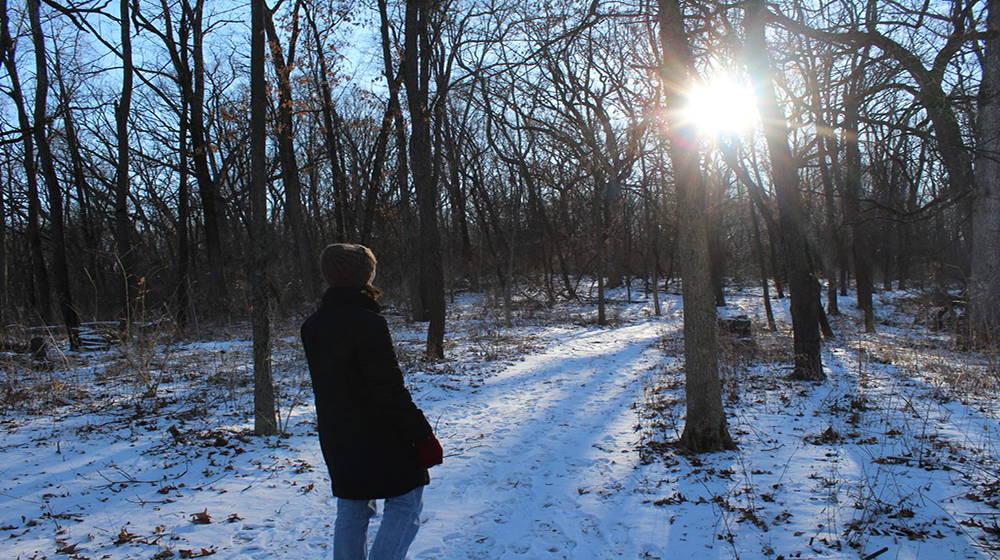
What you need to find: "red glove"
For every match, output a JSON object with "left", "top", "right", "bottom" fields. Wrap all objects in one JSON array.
[{"left": 414, "top": 435, "right": 443, "bottom": 468}]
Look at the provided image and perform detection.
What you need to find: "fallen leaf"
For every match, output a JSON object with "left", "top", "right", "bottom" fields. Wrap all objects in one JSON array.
[
  {"left": 55, "top": 542, "right": 80, "bottom": 554},
  {"left": 168, "top": 425, "right": 186, "bottom": 443},
  {"left": 114, "top": 527, "right": 137, "bottom": 545},
  {"left": 189, "top": 509, "right": 211, "bottom": 524},
  {"left": 179, "top": 547, "right": 216, "bottom": 558}
]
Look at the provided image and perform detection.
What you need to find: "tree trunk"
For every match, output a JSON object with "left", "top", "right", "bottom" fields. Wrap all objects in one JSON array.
[
  {"left": 54, "top": 52, "right": 98, "bottom": 319},
  {"left": 642, "top": 169, "right": 661, "bottom": 316},
  {"left": 823, "top": 123, "right": 851, "bottom": 299},
  {"left": 708, "top": 176, "right": 727, "bottom": 307},
  {"left": 751, "top": 202, "right": 776, "bottom": 331},
  {"left": 0, "top": 163, "right": 6, "bottom": 323},
  {"left": 658, "top": 0, "right": 734, "bottom": 453},
  {"left": 595, "top": 177, "right": 608, "bottom": 325},
  {"left": 359, "top": 100, "right": 392, "bottom": 246},
  {"left": 304, "top": 6, "right": 347, "bottom": 244},
  {"left": 251, "top": 0, "right": 277, "bottom": 436},
  {"left": 377, "top": 0, "right": 423, "bottom": 322},
  {"left": 178, "top": 95, "right": 192, "bottom": 331},
  {"left": 263, "top": 4, "right": 319, "bottom": 302},
  {"left": 1, "top": 0, "right": 51, "bottom": 324},
  {"left": 970, "top": 0, "right": 1000, "bottom": 346},
  {"left": 443, "top": 114, "right": 474, "bottom": 272},
  {"left": 881, "top": 160, "right": 899, "bottom": 292},
  {"left": 897, "top": 147, "right": 924, "bottom": 291},
  {"left": 402, "top": 0, "right": 445, "bottom": 358},
  {"left": 520, "top": 160, "right": 574, "bottom": 300},
  {"left": 29, "top": 0, "right": 80, "bottom": 348},
  {"left": 813, "top": 104, "right": 841, "bottom": 315},
  {"left": 115, "top": 0, "right": 136, "bottom": 327},
  {"left": 709, "top": 233, "right": 727, "bottom": 307},
  {"left": 503, "top": 173, "right": 521, "bottom": 327},
  {"left": 189, "top": 0, "right": 228, "bottom": 314},
  {"left": 843, "top": 93, "right": 875, "bottom": 333},
  {"left": 746, "top": 0, "right": 822, "bottom": 380}
]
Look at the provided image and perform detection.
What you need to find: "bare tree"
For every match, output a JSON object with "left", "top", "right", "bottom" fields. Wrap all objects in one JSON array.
[
  {"left": 0, "top": 0, "right": 51, "bottom": 323},
  {"left": 378, "top": 0, "right": 424, "bottom": 322},
  {"left": 657, "top": 0, "right": 734, "bottom": 453},
  {"left": 29, "top": 0, "right": 81, "bottom": 347},
  {"left": 842, "top": 75, "right": 876, "bottom": 333},
  {"left": 745, "top": 0, "right": 823, "bottom": 380},
  {"left": 115, "top": 0, "right": 135, "bottom": 326},
  {"left": 769, "top": 2, "right": 989, "bottom": 277},
  {"left": 263, "top": 0, "right": 319, "bottom": 303},
  {"left": 135, "top": 0, "right": 229, "bottom": 313},
  {"left": 402, "top": 0, "right": 447, "bottom": 358},
  {"left": 251, "top": 0, "right": 277, "bottom": 436},
  {"left": 970, "top": 0, "right": 1000, "bottom": 346}
]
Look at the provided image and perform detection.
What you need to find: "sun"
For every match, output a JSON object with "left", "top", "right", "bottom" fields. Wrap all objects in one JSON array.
[{"left": 683, "top": 75, "right": 759, "bottom": 135}]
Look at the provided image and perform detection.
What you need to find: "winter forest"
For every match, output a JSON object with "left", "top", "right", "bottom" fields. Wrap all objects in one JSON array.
[{"left": 1, "top": 0, "right": 998, "bottom": 557}]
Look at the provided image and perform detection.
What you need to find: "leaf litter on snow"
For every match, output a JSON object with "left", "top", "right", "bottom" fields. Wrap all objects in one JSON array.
[{"left": 636, "top": 286, "right": 998, "bottom": 558}]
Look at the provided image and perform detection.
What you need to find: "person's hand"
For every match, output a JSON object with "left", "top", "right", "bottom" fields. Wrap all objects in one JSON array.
[{"left": 414, "top": 435, "right": 443, "bottom": 468}]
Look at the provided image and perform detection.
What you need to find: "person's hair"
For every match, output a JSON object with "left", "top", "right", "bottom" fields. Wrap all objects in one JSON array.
[{"left": 363, "top": 284, "right": 383, "bottom": 300}]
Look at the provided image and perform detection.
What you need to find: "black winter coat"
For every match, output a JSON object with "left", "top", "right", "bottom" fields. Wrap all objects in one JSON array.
[{"left": 301, "top": 287, "right": 433, "bottom": 499}]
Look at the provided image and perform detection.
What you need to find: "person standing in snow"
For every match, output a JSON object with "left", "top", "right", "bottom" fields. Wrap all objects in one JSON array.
[{"left": 301, "top": 243, "right": 443, "bottom": 560}]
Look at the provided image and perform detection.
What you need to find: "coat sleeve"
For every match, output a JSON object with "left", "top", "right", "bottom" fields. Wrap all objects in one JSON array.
[{"left": 356, "top": 316, "right": 434, "bottom": 443}]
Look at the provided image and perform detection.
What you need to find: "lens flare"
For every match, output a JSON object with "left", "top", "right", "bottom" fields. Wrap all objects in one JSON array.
[{"left": 683, "top": 75, "right": 759, "bottom": 135}]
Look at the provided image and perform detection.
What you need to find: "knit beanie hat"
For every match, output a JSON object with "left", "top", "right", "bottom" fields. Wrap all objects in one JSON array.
[{"left": 320, "top": 243, "right": 377, "bottom": 288}]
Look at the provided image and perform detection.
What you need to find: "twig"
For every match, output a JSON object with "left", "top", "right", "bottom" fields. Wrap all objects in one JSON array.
[{"left": 863, "top": 546, "right": 889, "bottom": 560}]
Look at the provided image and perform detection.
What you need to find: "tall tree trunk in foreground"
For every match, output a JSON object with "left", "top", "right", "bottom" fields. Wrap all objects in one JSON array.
[
  {"left": 745, "top": 0, "right": 822, "bottom": 380},
  {"left": 0, "top": 0, "right": 51, "bottom": 323},
  {"left": 970, "top": 0, "right": 1000, "bottom": 347},
  {"left": 657, "top": 0, "right": 734, "bottom": 453},
  {"left": 29, "top": 0, "right": 80, "bottom": 348},
  {"left": 251, "top": 0, "right": 277, "bottom": 436},
  {"left": 402, "top": 0, "right": 446, "bottom": 358},
  {"left": 115, "top": 0, "right": 136, "bottom": 326}
]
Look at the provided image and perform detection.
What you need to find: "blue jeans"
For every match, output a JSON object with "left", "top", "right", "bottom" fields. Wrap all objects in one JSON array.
[{"left": 333, "top": 486, "right": 423, "bottom": 560}]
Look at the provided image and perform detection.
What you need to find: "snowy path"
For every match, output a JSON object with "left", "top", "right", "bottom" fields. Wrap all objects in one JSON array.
[{"left": 411, "top": 322, "right": 667, "bottom": 559}]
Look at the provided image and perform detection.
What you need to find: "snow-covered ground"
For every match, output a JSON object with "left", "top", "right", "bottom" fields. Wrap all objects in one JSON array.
[{"left": 1, "top": 284, "right": 997, "bottom": 559}]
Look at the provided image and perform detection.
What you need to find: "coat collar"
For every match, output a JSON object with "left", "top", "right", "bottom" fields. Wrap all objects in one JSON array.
[{"left": 321, "top": 286, "right": 381, "bottom": 313}]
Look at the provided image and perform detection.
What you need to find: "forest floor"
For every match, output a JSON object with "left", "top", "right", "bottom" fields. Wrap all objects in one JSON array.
[{"left": 0, "top": 283, "right": 997, "bottom": 559}]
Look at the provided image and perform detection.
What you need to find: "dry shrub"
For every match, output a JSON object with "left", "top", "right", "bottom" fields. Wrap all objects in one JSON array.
[
  {"left": 857, "top": 327, "right": 997, "bottom": 401},
  {"left": 467, "top": 324, "right": 539, "bottom": 362},
  {"left": 0, "top": 325, "right": 85, "bottom": 413}
]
